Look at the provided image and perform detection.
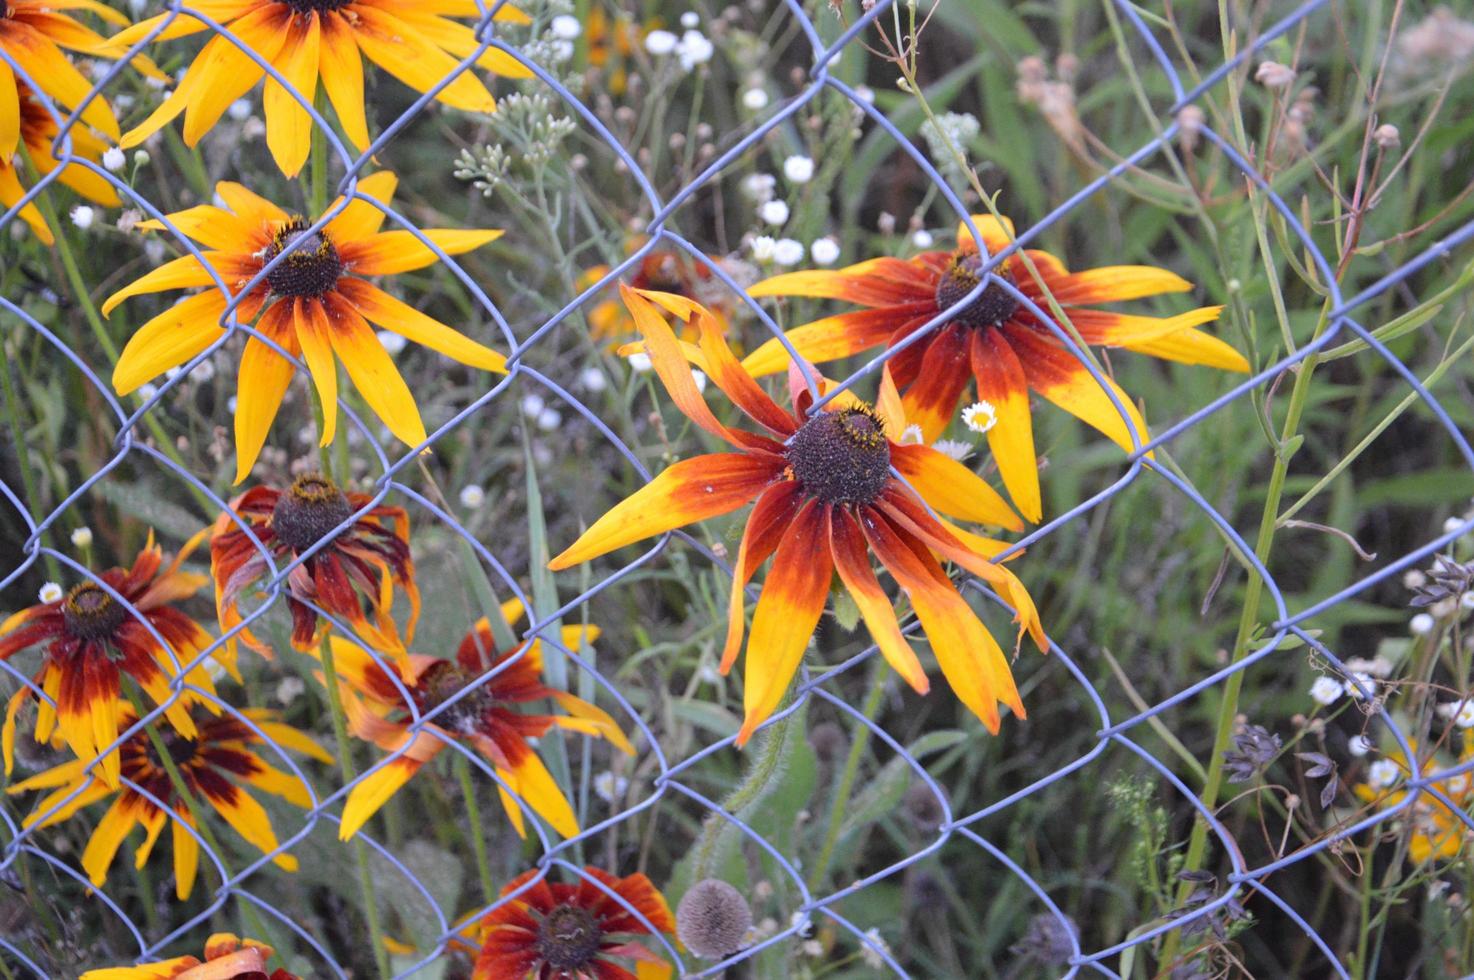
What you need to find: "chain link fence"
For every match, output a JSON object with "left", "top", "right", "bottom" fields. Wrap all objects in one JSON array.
[{"left": 3, "top": 0, "right": 1473, "bottom": 975}]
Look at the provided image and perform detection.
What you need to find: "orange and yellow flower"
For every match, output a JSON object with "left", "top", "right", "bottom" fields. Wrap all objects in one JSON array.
[
  {"left": 80, "top": 932, "right": 303, "bottom": 979},
  {"left": 106, "top": 0, "right": 532, "bottom": 177},
  {"left": 103, "top": 172, "right": 507, "bottom": 481},
  {"left": 583, "top": 245, "right": 741, "bottom": 345},
  {"left": 0, "top": 0, "right": 140, "bottom": 160},
  {"left": 9, "top": 702, "right": 329, "bottom": 900},
  {"left": 550, "top": 287, "right": 1046, "bottom": 745},
  {"left": 583, "top": 5, "right": 649, "bottom": 95},
  {"left": 0, "top": 531, "right": 227, "bottom": 788},
  {"left": 210, "top": 472, "right": 417, "bottom": 657},
  {"left": 0, "top": 85, "right": 120, "bottom": 244},
  {"left": 325, "top": 600, "right": 632, "bottom": 841},
  {"left": 744, "top": 214, "right": 1247, "bottom": 522},
  {"left": 1356, "top": 733, "right": 1474, "bottom": 864},
  {"left": 472, "top": 866, "right": 674, "bottom": 980}
]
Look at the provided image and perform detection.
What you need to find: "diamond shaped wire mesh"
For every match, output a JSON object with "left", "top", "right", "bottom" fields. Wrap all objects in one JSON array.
[{"left": 3, "top": 0, "right": 1473, "bottom": 976}]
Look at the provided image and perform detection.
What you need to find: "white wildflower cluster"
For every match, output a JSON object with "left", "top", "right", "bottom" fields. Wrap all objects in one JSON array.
[
  {"left": 645, "top": 20, "right": 714, "bottom": 72},
  {"left": 917, "top": 111, "right": 981, "bottom": 194}
]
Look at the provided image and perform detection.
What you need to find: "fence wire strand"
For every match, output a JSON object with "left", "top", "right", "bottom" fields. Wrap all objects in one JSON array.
[{"left": 1, "top": 0, "right": 1471, "bottom": 976}]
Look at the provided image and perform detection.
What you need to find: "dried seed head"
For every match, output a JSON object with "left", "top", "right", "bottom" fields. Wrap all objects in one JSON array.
[
  {"left": 676, "top": 879, "right": 753, "bottom": 960},
  {"left": 1374, "top": 123, "right": 1401, "bottom": 149},
  {"left": 1254, "top": 60, "right": 1297, "bottom": 89}
]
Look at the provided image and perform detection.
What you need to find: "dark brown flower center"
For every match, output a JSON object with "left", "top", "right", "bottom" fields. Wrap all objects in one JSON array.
[
  {"left": 538, "top": 903, "right": 603, "bottom": 971},
  {"left": 786, "top": 406, "right": 892, "bottom": 506},
  {"left": 270, "top": 473, "right": 354, "bottom": 552},
  {"left": 264, "top": 217, "right": 342, "bottom": 298},
  {"left": 411, "top": 661, "right": 492, "bottom": 733},
  {"left": 280, "top": 0, "right": 355, "bottom": 14},
  {"left": 935, "top": 251, "right": 1019, "bottom": 330},
  {"left": 62, "top": 582, "right": 129, "bottom": 641},
  {"left": 147, "top": 726, "right": 199, "bottom": 771}
]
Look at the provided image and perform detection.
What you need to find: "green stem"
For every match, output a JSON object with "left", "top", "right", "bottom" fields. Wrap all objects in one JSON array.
[
  {"left": 316, "top": 636, "right": 390, "bottom": 978},
  {"left": 807, "top": 660, "right": 885, "bottom": 892},
  {"left": 1162, "top": 304, "right": 1332, "bottom": 969},
  {"left": 455, "top": 753, "right": 497, "bottom": 905}
]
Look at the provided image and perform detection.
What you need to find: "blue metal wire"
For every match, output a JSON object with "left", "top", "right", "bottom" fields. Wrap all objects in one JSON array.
[{"left": 1, "top": 0, "right": 1471, "bottom": 976}]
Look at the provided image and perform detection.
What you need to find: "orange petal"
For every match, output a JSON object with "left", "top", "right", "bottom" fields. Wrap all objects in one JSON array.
[
  {"left": 232, "top": 303, "right": 299, "bottom": 483},
  {"left": 321, "top": 291, "right": 427, "bottom": 449},
  {"left": 863, "top": 513, "right": 1019, "bottom": 731},
  {"left": 261, "top": 11, "right": 321, "bottom": 177},
  {"left": 748, "top": 258, "right": 935, "bottom": 305},
  {"left": 1038, "top": 265, "right": 1194, "bottom": 304},
  {"left": 1067, "top": 306, "right": 1224, "bottom": 347},
  {"left": 339, "top": 228, "right": 502, "bottom": 275},
  {"left": 955, "top": 213, "right": 1017, "bottom": 257},
  {"left": 294, "top": 298, "right": 339, "bottom": 446},
  {"left": 323, "top": 170, "right": 399, "bottom": 241},
  {"left": 830, "top": 509, "right": 928, "bottom": 694},
  {"left": 1004, "top": 324, "right": 1151, "bottom": 454},
  {"left": 969, "top": 328, "right": 1040, "bottom": 524},
  {"left": 112, "top": 291, "right": 228, "bottom": 394},
  {"left": 736, "top": 502, "right": 833, "bottom": 746},
  {"left": 693, "top": 307, "right": 795, "bottom": 436},
  {"left": 1124, "top": 326, "right": 1250, "bottom": 372},
  {"left": 898, "top": 324, "right": 972, "bottom": 441},
  {"left": 318, "top": 11, "right": 371, "bottom": 150},
  {"left": 339, "top": 756, "right": 426, "bottom": 840},
  {"left": 548, "top": 453, "right": 783, "bottom": 570},
  {"left": 890, "top": 443, "right": 1022, "bottom": 531},
  {"left": 335, "top": 278, "right": 506, "bottom": 372},
  {"left": 741, "top": 304, "right": 928, "bottom": 378},
  {"left": 720, "top": 481, "right": 803, "bottom": 673}
]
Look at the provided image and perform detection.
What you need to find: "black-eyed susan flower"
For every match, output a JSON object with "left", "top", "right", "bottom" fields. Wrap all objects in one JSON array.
[
  {"left": 81, "top": 933, "right": 303, "bottom": 980},
  {"left": 582, "top": 244, "right": 743, "bottom": 345},
  {"left": 1355, "top": 734, "right": 1474, "bottom": 864},
  {"left": 744, "top": 214, "right": 1248, "bottom": 522},
  {"left": 472, "top": 866, "right": 674, "bottom": 980},
  {"left": 0, "top": 0, "right": 143, "bottom": 160},
  {"left": 324, "top": 599, "right": 632, "bottom": 841},
  {"left": 0, "top": 85, "right": 120, "bottom": 245},
  {"left": 550, "top": 287, "right": 1047, "bottom": 746},
  {"left": 106, "top": 0, "right": 532, "bottom": 177},
  {"left": 8, "top": 702, "right": 329, "bottom": 900},
  {"left": 0, "top": 531, "right": 227, "bottom": 788},
  {"left": 103, "top": 172, "right": 507, "bottom": 481},
  {"left": 210, "top": 472, "right": 417, "bottom": 657}
]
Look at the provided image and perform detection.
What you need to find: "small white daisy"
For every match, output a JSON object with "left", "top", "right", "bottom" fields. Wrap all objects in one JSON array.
[
  {"left": 579, "top": 367, "right": 608, "bottom": 392},
  {"left": 1367, "top": 758, "right": 1401, "bottom": 791},
  {"left": 70, "top": 526, "right": 93, "bottom": 549},
  {"left": 550, "top": 14, "right": 581, "bottom": 38},
  {"left": 1343, "top": 672, "right": 1376, "bottom": 700},
  {"left": 1411, "top": 612, "right": 1437, "bottom": 636},
  {"left": 1309, "top": 676, "right": 1343, "bottom": 706},
  {"left": 377, "top": 330, "right": 407, "bottom": 355},
  {"left": 459, "top": 484, "right": 486, "bottom": 509},
  {"left": 961, "top": 400, "right": 998, "bottom": 434},
  {"left": 629, "top": 351, "right": 654, "bottom": 373},
  {"left": 102, "top": 146, "right": 127, "bottom": 172},
  {"left": 38, "top": 582, "right": 63, "bottom": 604},
  {"left": 931, "top": 438, "right": 974, "bottom": 462},
  {"left": 772, "top": 238, "right": 805, "bottom": 266},
  {"left": 593, "top": 770, "right": 629, "bottom": 804},
  {"left": 644, "top": 29, "right": 677, "bottom": 55},
  {"left": 69, "top": 205, "right": 96, "bottom": 230},
  {"left": 1348, "top": 735, "right": 1372, "bottom": 757},
  {"left": 759, "top": 199, "right": 790, "bottom": 226},
  {"left": 742, "top": 88, "right": 770, "bottom": 110},
  {"left": 911, "top": 229, "right": 934, "bottom": 248}
]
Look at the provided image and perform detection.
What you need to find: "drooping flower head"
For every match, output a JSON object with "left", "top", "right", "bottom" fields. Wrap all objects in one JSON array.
[
  {"left": 0, "top": 0, "right": 157, "bottom": 161},
  {"left": 472, "top": 866, "right": 675, "bottom": 979},
  {"left": 0, "top": 531, "right": 227, "bottom": 788},
  {"left": 744, "top": 214, "right": 1248, "bottom": 522},
  {"left": 0, "top": 85, "right": 121, "bottom": 245},
  {"left": 1355, "top": 733, "right": 1474, "bottom": 864},
  {"left": 551, "top": 287, "right": 1047, "bottom": 745},
  {"left": 104, "top": 172, "right": 506, "bottom": 480},
  {"left": 105, "top": 0, "right": 533, "bottom": 176},
  {"left": 326, "top": 600, "right": 633, "bottom": 841},
  {"left": 210, "top": 472, "right": 417, "bottom": 657},
  {"left": 583, "top": 244, "right": 744, "bottom": 344},
  {"left": 9, "top": 703, "right": 329, "bottom": 900},
  {"left": 80, "top": 932, "right": 304, "bottom": 979}
]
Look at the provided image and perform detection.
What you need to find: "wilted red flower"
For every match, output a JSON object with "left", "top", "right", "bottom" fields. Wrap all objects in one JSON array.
[{"left": 210, "top": 472, "right": 417, "bottom": 658}]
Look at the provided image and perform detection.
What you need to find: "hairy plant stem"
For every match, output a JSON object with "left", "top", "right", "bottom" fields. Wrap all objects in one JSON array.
[
  {"left": 807, "top": 658, "right": 885, "bottom": 892},
  {"left": 316, "top": 635, "right": 391, "bottom": 978}
]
